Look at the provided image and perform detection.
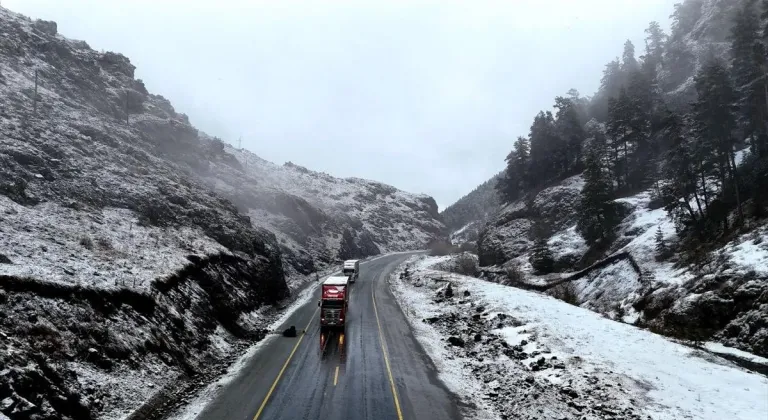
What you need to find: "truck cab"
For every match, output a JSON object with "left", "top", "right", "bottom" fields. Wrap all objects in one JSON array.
[
  {"left": 342, "top": 259, "right": 360, "bottom": 283},
  {"left": 319, "top": 276, "right": 350, "bottom": 332}
]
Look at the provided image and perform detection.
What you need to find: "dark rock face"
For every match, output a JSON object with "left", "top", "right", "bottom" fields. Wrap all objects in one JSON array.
[
  {"left": 640, "top": 273, "right": 768, "bottom": 357},
  {"left": 32, "top": 19, "right": 57, "bottom": 36},
  {"left": 478, "top": 178, "right": 582, "bottom": 268},
  {"left": 0, "top": 253, "right": 283, "bottom": 420},
  {"left": 98, "top": 51, "right": 136, "bottom": 78}
]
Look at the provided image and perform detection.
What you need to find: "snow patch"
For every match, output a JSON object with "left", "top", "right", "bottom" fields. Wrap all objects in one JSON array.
[{"left": 393, "top": 256, "right": 768, "bottom": 420}]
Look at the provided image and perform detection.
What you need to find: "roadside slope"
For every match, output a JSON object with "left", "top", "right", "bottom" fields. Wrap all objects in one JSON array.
[{"left": 390, "top": 256, "right": 768, "bottom": 420}]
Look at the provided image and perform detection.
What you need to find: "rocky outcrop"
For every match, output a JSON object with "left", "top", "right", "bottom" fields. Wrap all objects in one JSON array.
[
  {"left": 637, "top": 273, "right": 768, "bottom": 357},
  {"left": 0, "top": 253, "right": 285, "bottom": 420},
  {"left": 477, "top": 176, "right": 583, "bottom": 267}
]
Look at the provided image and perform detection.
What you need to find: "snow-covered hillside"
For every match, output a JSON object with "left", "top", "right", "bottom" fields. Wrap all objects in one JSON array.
[
  {"left": 204, "top": 145, "right": 444, "bottom": 277},
  {"left": 451, "top": 0, "right": 768, "bottom": 360},
  {"left": 476, "top": 169, "right": 768, "bottom": 357},
  {"left": 440, "top": 172, "right": 501, "bottom": 245},
  {"left": 0, "top": 5, "right": 443, "bottom": 420},
  {"left": 391, "top": 256, "right": 768, "bottom": 420}
]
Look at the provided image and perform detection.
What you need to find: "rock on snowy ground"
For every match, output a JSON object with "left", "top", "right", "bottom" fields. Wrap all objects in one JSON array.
[{"left": 390, "top": 256, "right": 768, "bottom": 420}]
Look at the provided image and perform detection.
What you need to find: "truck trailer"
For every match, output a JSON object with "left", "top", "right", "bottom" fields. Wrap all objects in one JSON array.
[
  {"left": 319, "top": 276, "right": 350, "bottom": 332},
  {"left": 342, "top": 259, "right": 360, "bottom": 283}
]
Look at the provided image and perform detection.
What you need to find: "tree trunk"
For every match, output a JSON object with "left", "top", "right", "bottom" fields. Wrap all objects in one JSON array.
[
  {"left": 729, "top": 152, "right": 744, "bottom": 225},
  {"left": 699, "top": 169, "right": 710, "bottom": 211},
  {"left": 763, "top": 69, "right": 768, "bottom": 157},
  {"left": 623, "top": 134, "right": 630, "bottom": 190}
]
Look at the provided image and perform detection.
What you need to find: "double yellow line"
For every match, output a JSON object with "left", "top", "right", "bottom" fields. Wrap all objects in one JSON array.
[
  {"left": 252, "top": 308, "right": 318, "bottom": 420},
  {"left": 253, "top": 275, "right": 404, "bottom": 420}
]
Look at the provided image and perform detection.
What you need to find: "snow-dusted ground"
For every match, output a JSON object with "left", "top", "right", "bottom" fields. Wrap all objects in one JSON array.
[
  {"left": 0, "top": 196, "right": 227, "bottom": 289},
  {"left": 614, "top": 190, "right": 693, "bottom": 285},
  {"left": 547, "top": 224, "right": 587, "bottom": 263},
  {"left": 391, "top": 256, "right": 768, "bottom": 420}
]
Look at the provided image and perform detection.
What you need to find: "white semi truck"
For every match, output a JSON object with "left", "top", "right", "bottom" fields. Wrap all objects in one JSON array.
[{"left": 342, "top": 259, "right": 360, "bottom": 283}]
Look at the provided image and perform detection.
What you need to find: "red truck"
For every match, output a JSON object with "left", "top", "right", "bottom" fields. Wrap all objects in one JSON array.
[{"left": 319, "top": 276, "right": 350, "bottom": 332}]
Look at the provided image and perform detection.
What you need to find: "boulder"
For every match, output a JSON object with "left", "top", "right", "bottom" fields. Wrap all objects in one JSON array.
[
  {"left": 33, "top": 20, "right": 58, "bottom": 36},
  {"left": 282, "top": 326, "right": 297, "bottom": 338}
]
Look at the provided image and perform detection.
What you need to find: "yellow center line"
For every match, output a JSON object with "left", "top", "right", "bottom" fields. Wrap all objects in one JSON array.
[
  {"left": 372, "top": 286, "right": 404, "bottom": 420},
  {"left": 253, "top": 307, "right": 319, "bottom": 420},
  {"left": 333, "top": 365, "right": 340, "bottom": 386}
]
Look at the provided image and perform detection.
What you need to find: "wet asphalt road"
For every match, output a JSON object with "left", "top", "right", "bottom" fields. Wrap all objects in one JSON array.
[{"left": 195, "top": 253, "right": 462, "bottom": 420}]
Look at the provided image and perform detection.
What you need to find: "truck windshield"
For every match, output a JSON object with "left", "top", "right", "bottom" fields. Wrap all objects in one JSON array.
[
  {"left": 322, "top": 300, "right": 344, "bottom": 308},
  {"left": 343, "top": 269, "right": 354, "bottom": 274}
]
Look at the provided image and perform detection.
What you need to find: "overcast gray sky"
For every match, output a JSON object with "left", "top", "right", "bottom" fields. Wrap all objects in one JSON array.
[{"left": 5, "top": 0, "right": 675, "bottom": 210}]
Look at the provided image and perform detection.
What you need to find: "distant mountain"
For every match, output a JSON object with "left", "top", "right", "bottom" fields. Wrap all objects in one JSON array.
[
  {"left": 440, "top": 172, "right": 502, "bottom": 244},
  {"left": 0, "top": 6, "right": 444, "bottom": 420}
]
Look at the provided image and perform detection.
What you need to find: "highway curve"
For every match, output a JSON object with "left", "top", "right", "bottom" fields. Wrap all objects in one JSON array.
[{"left": 194, "top": 253, "right": 462, "bottom": 420}]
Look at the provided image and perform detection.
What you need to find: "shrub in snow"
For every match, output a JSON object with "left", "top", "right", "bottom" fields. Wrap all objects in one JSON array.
[
  {"left": 504, "top": 262, "right": 525, "bottom": 284},
  {"left": 549, "top": 282, "right": 580, "bottom": 306},
  {"left": 451, "top": 253, "right": 479, "bottom": 277},
  {"left": 79, "top": 235, "right": 94, "bottom": 250},
  {"left": 529, "top": 237, "right": 555, "bottom": 274},
  {"left": 96, "top": 236, "right": 112, "bottom": 251}
]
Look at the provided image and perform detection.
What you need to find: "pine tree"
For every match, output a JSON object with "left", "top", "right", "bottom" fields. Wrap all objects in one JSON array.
[
  {"left": 670, "top": 0, "right": 703, "bottom": 36},
  {"left": 513, "top": 136, "right": 531, "bottom": 188},
  {"left": 643, "top": 21, "right": 667, "bottom": 78},
  {"left": 763, "top": 0, "right": 768, "bottom": 46},
  {"left": 730, "top": 0, "right": 768, "bottom": 157},
  {"left": 577, "top": 141, "right": 621, "bottom": 246},
  {"left": 529, "top": 224, "right": 555, "bottom": 274},
  {"left": 528, "top": 111, "right": 561, "bottom": 184},
  {"left": 496, "top": 137, "right": 531, "bottom": 203},
  {"left": 591, "top": 59, "right": 623, "bottom": 122},
  {"left": 663, "top": 0, "right": 702, "bottom": 89},
  {"left": 662, "top": 112, "right": 706, "bottom": 230},
  {"left": 692, "top": 58, "right": 743, "bottom": 228},
  {"left": 622, "top": 40, "right": 639, "bottom": 75},
  {"left": 554, "top": 96, "right": 587, "bottom": 174},
  {"left": 606, "top": 89, "right": 632, "bottom": 190},
  {"left": 625, "top": 70, "right": 659, "bottom": 189}
]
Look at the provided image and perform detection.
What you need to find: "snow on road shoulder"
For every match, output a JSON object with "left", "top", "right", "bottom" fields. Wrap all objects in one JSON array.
[
  {"left": 390, "top": 256, "right": 768, "bottom": 420},
  {"left": 167, "top": 272, "right": 324, "bottom": 420}
]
